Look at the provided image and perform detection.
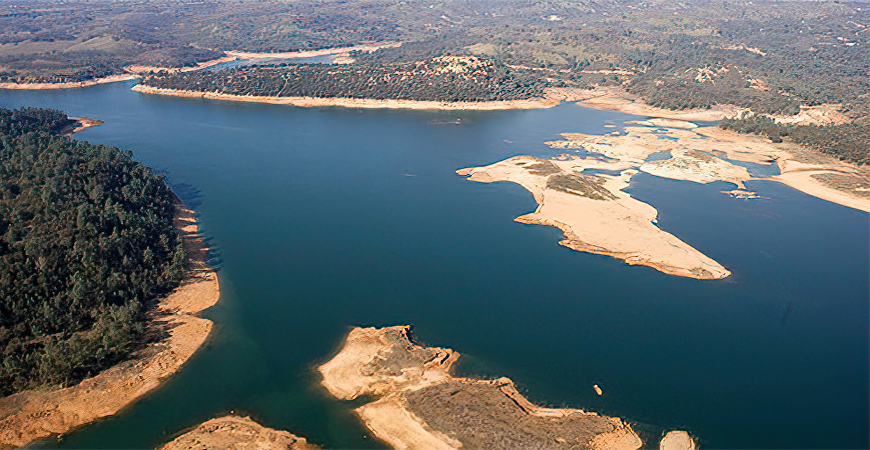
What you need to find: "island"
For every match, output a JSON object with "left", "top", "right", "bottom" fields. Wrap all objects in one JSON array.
[
  {"left": 0, "top": 108, "right": 220, "bottom": 447},
  {"left": 159, "top": 415, "right": 318, "bottom": 450},
  {"left": 318, "top": 326, "right": 695, "bottom": 450},
  {"left": 458, "top": 112, "right": 870, "bottom": 280}
]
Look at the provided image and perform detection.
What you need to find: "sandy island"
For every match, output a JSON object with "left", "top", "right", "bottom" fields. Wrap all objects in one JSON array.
[
  {"left": 318, "top": 326, "right": 695, "bottom": 450},
  {"left": 159, "top": 415, "right": 318, "bottom": 450},
  {"left": 0, "top": 206, "right": 220, "bottom": 448},
  {"left": 131, "top": 84, "right": 559, "bottom": 111}
]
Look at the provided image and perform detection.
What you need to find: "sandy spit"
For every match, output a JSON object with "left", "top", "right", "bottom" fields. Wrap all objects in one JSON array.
[
  {"left": 131, "top": 84, "right": 559, "bottom": 111},
  {"left": 0, "top": 74, "right": 139, "bottom": 90},
  {"left": 565, "top": 87, "right": 736, "bottom": 121},
  {"left": 225, "top": 42, "right": 402, "bottom": 60},
  {"left": 124, "top": 56, "right": 238, "bottom": 75},
  {"left": 0, "top": 55, "right": 237, "bottom": 90},
  {"left": 159, "top": 415, "right": 318, "bottom": 450},
  {"left": 0, "top": 206, "right": 220, "bottom": 449},
  {"left": 319, "top": 326, "right": 693, "bottom": 450}
]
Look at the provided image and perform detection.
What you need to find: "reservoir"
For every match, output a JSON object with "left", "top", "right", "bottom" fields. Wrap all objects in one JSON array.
[{"left": 2, "top": 81, "right": 867, "bottom": 449}]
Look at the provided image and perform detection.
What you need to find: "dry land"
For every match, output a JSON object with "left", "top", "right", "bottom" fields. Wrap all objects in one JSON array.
[
  {"left": 318, "top": 326, "right": 694, "bottom": 450},
  {"left": 0, "top": 74, "right": 138, "bottom": 90},
  {"left": 226, "top": 42, "right": 402, "bottom": 64},
  {"left": 159, "top": 415, "right": 318, "bottom": 450},
  {"left": 458, "top": 153, "right": 731, "bottom": 280},
  {"left": 132, "top": 84, "right": 558, "bottom": 111},
  {"left": 0, "top": 207, "right": 220, "bottom": 448},
  {"left": 459, "top": 117, "right": 868, "bottom": 281}
]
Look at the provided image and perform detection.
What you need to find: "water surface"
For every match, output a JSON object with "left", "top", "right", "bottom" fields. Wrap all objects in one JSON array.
[{"left": 1, "top": 82, "right": 867, "bottom": 449}]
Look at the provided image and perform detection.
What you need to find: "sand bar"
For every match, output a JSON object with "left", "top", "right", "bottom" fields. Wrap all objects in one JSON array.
[
  {"left": 123, "top": 56, "right": 238, "bottom": 75},
  {"left": 225, "top": 42, "right": 401, "bottom": 60},
  {"left": 0, "top": 206, "right": 220, "bottom": 448},
  {"left": 0, "top": 74, "right": 138, "bottom": 90},
  {"left": 132, "top": 84, "right": 558, "bottom": 111},
  {"left": 0, "top": 55, "right": 236, "bottom": 90},
  {"left": 318, "top": 325, "right": 661, "bottom": 450},
  {"left": 159, "top": 415, "right": 318, "bottom": 450}
]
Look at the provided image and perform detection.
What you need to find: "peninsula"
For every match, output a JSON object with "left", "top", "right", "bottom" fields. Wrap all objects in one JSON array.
[
  {"left": 0, "top": 107, "right": 221, "bottom": 447},
  {"left": 458, "top": 155, "right": 731, "bottom": 280},
  {"left": 318, "top": 326, "right": 695, "bottom": 450},
  {"left": 133, "top": 56, "right": 555, "bottom": 110},
  {"left": 0, "top": 207, "right": 220, "bottom": 448}
]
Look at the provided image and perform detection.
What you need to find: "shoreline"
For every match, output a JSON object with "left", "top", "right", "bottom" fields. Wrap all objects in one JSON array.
[
  {"left": 0, "top": 206, "right": 220, "bottom": 448},
  {"left": 0, "top": 74, "right": 139, "bottom": 90},
  {"left": 572, "top": 87, "right": 870, "bottom": 213},
  {"left": 131, "top": 84, "right": 559, "bottom": 110},
  {"left": 225, "top": 41, "right": 401, "bottom": 60},
  {"left": 0, "top": 55, "right": 237, "bottom": 90},
  {"left": 318, "top": 326, "right": 695, "bottom": 450}
]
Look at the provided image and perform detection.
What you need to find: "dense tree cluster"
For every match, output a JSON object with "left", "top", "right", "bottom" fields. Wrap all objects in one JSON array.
[
  {"left": 720, "top": 115, "right": 870, "bottom": 165},
  {"left": 0, "top": 107, "right": 185, "bottom": 395},
  {"left": 142, "top": 57, "right": 547, "bottom": 102}
]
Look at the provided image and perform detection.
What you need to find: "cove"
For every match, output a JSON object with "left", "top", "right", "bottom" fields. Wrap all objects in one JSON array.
[{"left": 1, "top": 81, "right": 867, "bottom": 449}]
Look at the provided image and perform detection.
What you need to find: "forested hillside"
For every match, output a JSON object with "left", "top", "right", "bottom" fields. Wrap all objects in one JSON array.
[
  {"left": 141, "top": 56, "right": 548, "bottom": 102},
  {"left": 0, "top": 107, "right": 185, "bottom": 395},
  {"left": 720, "top": 115, "right": 870, "bottom": 165}
]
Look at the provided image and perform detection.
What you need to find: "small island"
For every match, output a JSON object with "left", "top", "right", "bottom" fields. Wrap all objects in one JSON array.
[
  {"left": 318, "top": 326, "right": 695, "bottom": 450},
  {"left": 159, "top": 415, "right": 318, "bottom": 450}
]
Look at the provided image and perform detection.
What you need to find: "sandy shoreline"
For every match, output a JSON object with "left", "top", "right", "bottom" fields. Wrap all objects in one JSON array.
[
  {"left": 318, "top": 326, "right": 694, "bottom": 450},
  {"left": 159, "top": 415, "right": 318, "bottom": 450},
  {"left": 570, "top": 88, "right": 870, "bottom": 213},
  {"left": 0, "top": 206, "right": 220, "bottom": 448},
  {"left": 123, "top": 55, "right": 238, "bottom": 75},
  {"left": 0, "top": 55, "right": 236, "bottom": 90},
  {"left": 132, "top": 84, "right": 559, "bottom": 110},
  {"left": 0, "top": 74, "right": 139, "bottom": 90},
  {"left": 225, "top": 42, "right": 401, "bottom": 60}
]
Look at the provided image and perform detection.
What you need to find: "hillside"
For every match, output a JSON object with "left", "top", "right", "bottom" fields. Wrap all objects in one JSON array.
[
  {"left": 0, "top": 107, "right": 185, "bottom": 395},
  {"left": 140, "top": 56, "right": 548, "bottom": 102}
]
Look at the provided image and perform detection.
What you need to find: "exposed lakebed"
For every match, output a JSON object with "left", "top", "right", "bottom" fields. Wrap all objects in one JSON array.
[{"left": 1, "top": 81, "right": 867, "bottom": 448}]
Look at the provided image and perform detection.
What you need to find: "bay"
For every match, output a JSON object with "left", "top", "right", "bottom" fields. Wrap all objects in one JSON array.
[{"left": 1, "top": 81, "right": 867, "bottom": 449}]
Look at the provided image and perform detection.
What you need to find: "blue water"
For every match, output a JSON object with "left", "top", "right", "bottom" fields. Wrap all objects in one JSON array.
[{"left": 1, "top": 81, "right": 867, "bottom": 449}]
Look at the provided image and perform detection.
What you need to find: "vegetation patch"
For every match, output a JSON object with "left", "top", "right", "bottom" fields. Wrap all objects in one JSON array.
[
  {"left": 141, "top": 56, "right": 548, "bottom": 102},
  {"left": 546, "top": 173, "right": 617, "bottom": 201},
  {"left": 720, "top": 115, "right": 870, "bottom": 164},
  {"left": 0, "top": 107, "right": 184, "bottom": 395}
]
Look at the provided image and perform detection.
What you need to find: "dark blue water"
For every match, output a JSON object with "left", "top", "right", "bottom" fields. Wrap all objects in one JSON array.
[{"left": 2, "top": 82, "right": 867, "bottom": 449}]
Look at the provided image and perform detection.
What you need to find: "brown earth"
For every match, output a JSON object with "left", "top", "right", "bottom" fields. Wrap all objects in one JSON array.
[
  {"left": 319, "top": 326, "right": 692, "bottom": 450},
  {"left": 159, "top": 415, "right": 318, "bottom": 450}
]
